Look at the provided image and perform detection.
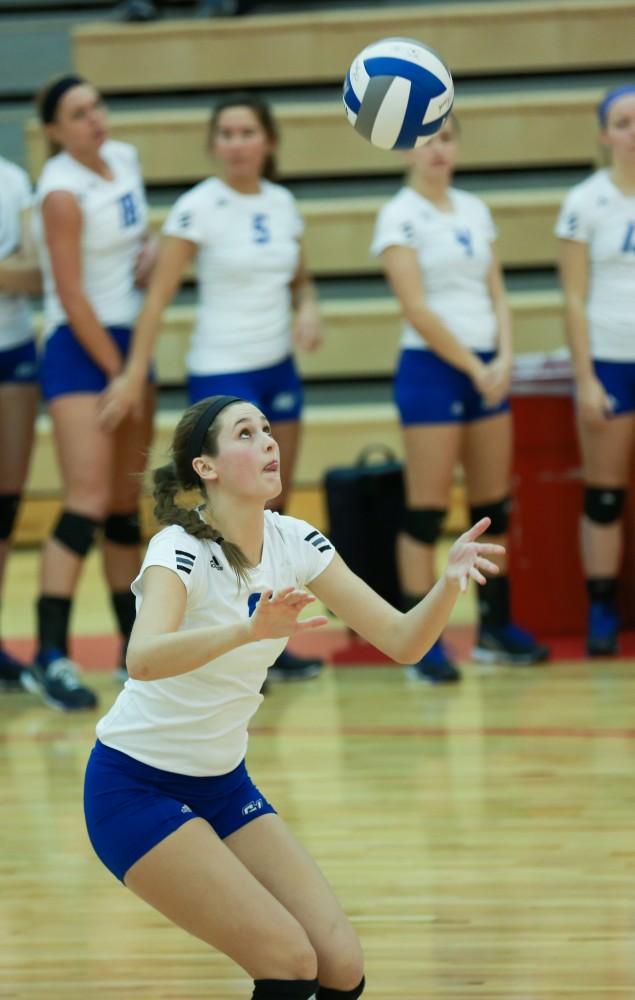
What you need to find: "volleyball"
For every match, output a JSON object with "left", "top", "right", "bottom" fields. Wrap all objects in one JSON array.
[{"left": 343, "top": 37, "right": 454, "bottom": 151}]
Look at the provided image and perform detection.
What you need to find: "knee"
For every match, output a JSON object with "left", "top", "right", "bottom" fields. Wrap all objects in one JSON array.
[
  {"left": 584, "top": 486, "right": 626, "bottom": 526},
  {"left": 402, "top": 506, "right": 447, "bottom": 546},
  {"left": 271, "top": 926, "right": 318, "bottom": 982},
  {"left": 320, "top": 927, "right": 365, "bottom": 992}
]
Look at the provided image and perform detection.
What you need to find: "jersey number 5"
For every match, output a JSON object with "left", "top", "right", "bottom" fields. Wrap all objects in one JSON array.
[{"left": 252, "top": 213, "right": 270, "bottom": 245}]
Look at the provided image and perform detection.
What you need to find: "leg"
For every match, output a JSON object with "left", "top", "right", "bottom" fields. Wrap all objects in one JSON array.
[
  {"left": 124, "top": 817, "right": 319, "bottom": 983},
  {"left": 463, "top": 412, "right": 548, "bottom": 664},
  {"left": 226, "top": 814, "right": 364, "bottom": 993}
]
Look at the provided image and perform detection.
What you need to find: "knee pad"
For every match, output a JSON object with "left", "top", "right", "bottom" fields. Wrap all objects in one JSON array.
[
  {"left": 104, "top": 510, "right": 142, "bottom": 546},
  {"left": 0, "top": 494, "right": 20, "bottom": 541},
  {"left": 53, "top": 510, "right": 101, "bottom": 557},
  {"left": 470, "top": 497, "right": 511, "bottom": 536},
  {"left": 402, "top": 507, "right": 446, "bottom": 545},
  {"left": 318, "top": 978, "right": 365, "bottom": 999},
  {"left": 252, "top": 980, "right": 319, "bottom": 999},
  {"left": 584, "top": 487, "right": 626, "bottom": 525}
]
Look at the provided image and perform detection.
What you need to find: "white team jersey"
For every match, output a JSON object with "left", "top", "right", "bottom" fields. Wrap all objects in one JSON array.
[
  {"left": 34, "top": 140, "right": 147, "bottom": 338},
  {"left": 555, "top": 170, "right": 635, "bottom": 362},
  {"left": 96, "top": 511, "right": 335, "bottom": 776},
  {"left": 0, "top": 156, "right": 34, "bottom": 351},
  {"left": 371, "top": 185, "right": 499, "bottom": 353},
  {"left": 163, "top": 177, "right": 303, "bottom": 374}
]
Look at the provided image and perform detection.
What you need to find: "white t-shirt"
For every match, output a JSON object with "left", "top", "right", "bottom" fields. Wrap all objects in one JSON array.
[
  {"left": 34, "top": 140, "right": 147, "bottom": 338},
  {"left": 371, "top": 186, "right": 499, "bottom": 352},
  {"left": 96, "top": 511, "right": 335, "bottom": 776},
  {"left": 0, "top": 156, "right": 34, "bottom": 351},
  {"left": 163, "top": 177, "right": 303, "bottom": 374},
  {"left": 555, "top": 170, "right": 635, "bottom": 361}
]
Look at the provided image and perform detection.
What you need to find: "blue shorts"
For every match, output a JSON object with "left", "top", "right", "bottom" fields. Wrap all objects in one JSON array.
[
  {"left": 41, "top": 325, "right": 140, "bottom": 402},
  {"left": 188, "top": 355, "right": 303, "bottom": 422},
  {"left": 593, "top": 360, "right": 635, "bottom": 416},
  {"left": 395, "top": 349, "right": 510, "bottom": 425},
  {"left": 0, "top": 339, "right": 38, "bottom": 385},
  {"left": 84, "top": 740, "right": 277, "bottom": 883}
]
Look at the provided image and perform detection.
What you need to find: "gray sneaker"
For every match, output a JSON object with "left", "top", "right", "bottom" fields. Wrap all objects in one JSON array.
[{"left": 22, "top": 654, "right": 98, "bottom": 711}]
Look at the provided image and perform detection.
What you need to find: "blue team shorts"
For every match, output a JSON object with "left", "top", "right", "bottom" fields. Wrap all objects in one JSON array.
[
  {"left": 592, "top": 360, "right": 635, "bottom": 417},
  {"left": 41, "top": 324, "right": 143, "bottom": 402},
  {"left": 188, "top": 355, "right": 303, "bottom": 422},
  {"left": 84, "top": 740, "right": 277, "bottom": 883},
  {"left": 0, "top": 339, "right": 38, "bottom": 384},
  {"left": 395, "top": 349, "right": 510, "bottom": 426}
]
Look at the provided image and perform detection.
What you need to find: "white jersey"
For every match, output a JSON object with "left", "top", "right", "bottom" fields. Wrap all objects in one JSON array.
[
  {"left": 163, "top": 177, "right": 303, "bottom": 374},
  {"left": 555, "top": 170, "right": 635, "bottom": 362},
  {"left": 371, "top": 185, "right": 499, "bottom": 353},
  {"left": 96, "top": 511, "right": 335, "bottom": 776},
  {"left": 0, "top": 157, "right": 34, "bottom": 351},
  {"left": 34, "top": 140, "right": 147, "bottom": 338}
]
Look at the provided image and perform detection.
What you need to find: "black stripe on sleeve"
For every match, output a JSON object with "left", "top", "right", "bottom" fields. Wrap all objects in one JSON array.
[
  {"left": 304, "top": 530, "right": 319, "bottom": 542},
  {"left": 317, "top": 543, "right": 332, "bottom": 553}
]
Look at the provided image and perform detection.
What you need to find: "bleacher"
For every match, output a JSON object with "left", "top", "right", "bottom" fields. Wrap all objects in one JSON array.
[{"left": 4, "top": 0, "right": 634, "bottom": 538}]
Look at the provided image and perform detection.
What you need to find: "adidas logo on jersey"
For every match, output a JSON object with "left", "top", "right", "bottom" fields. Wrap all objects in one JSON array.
[
  {"left": 209, "top": 555, "right": 223, "bottom": 571},
  {"left": 175, "top": 548, "right": 196, "bottom": 575},
  {"left": 304, "top": 529, "right": 332, "bottom": 553}
]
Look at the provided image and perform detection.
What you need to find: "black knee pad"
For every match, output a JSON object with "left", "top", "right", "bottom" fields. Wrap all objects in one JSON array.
[
  {"left": 318, "top": 978, "right": 365, "bottom": 999},
  {"left": 0, "top": 494, "right": 20, "bottom": 541},
  {"left": 52, "top": 510, "right": 101, "bottom": 557},
  {"left": 584, "top": 486, "right": 626, "bottom": 525},
  {"left": 470, "top": 497, "right": 511, "bottom": 536},
  {"left": 104, "top": 510, "right": 142, "bottom": 546},
  {"left": 252, "top": 980, "right": 319, "bottom": 999},
  {"left": 402, "top": 507, "right": 446, "bottom": 545}
]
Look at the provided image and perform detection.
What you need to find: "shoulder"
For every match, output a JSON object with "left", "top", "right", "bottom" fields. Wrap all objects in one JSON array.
[
  {"left": 453, "top": 187, "right": 488, "bottom": 214},
  {"left": 562, "top": 171, "right": 610, "bottom": 212},
  {"left": 173, "top": 178, "right": 223, "bottom": 213},
  {"left": 268, "top": 511, "right": 330, "bottom": 549},
  {"left": 379, "top": 187, "right": 415, "bottom": 216},
  {"left": 147, "top": 523, "right": 204, "bottom": 553},
  {"left": 262, "top": 180, "right": 296, "bottom": 207},
  {"left": 106, "top": 140, "right": 139, "bottom": 168},
  {"left": 37, "top": 153, "right": 82, "bottom": 200}
]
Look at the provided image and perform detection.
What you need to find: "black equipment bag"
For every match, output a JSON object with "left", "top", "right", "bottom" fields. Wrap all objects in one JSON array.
[{"left": 324, "top": 446, "right": 405, "bottom": 609}]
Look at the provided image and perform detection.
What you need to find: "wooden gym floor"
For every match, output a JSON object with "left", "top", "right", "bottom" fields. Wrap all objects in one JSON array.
[{"left": 2, "top": 546, "right": 635, "bottom": 999}]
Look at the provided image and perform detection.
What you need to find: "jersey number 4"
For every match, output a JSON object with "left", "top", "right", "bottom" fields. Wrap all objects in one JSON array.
[{"left": 119, "top": 192, "right": 139, "bottom": 228}]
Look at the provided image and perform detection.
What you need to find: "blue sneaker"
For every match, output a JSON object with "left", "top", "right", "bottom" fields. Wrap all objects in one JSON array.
[
  {"left": 21, "top": 648, "right": 98, "bottom": 711},
  {"left": 587, "top": 602, "right": 619, "bottom": 657},
  {"left": 0, "top": 647, "right": 28, "bottom": 690},
  {"left": 473, "top": 623, "right": 549, "bottom": 665},
  {"left": 406, "top": 639, "right": 461, "bottom": 684}
]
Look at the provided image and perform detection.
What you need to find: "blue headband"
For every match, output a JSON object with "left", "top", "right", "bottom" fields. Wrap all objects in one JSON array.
[{"left": 597, "top": 85, "right": 635, "bottom": 127}]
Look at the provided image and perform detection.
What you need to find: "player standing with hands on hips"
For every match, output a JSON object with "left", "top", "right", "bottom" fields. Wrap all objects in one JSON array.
[
  {"left": 372, "top": 113, "right": 548, "bottom": 684},
  {"left": 557, "top": 84, "right": 635, "bottom": 656},
  {"left": 84, "top": 394, "right": 504, "bottom": 1000},
  {"left": 22, "top": 75, "right": 157, "bottom": 710},
  {"left": 100, "top": 92, "right": 324, "bottom": 683}
]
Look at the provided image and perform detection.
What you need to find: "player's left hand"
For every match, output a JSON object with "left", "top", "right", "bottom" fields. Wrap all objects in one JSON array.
[
  {"left": 134, "top": 234, "right": 159, "bottom": 289},
  {"left": 293, "top": 303, "right": 324, "bottom": 352},
  {"left": 444, "top": 517, "right": 505, "bottom": 593},
  {"left": 481, "top": 356, "right": 512, "bottom": 408},
  {"left": 98, "top": 373, "right": 144, "bottom": 431}
]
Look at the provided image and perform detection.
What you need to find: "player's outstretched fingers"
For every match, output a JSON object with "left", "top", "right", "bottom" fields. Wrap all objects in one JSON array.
[
  {"left": 462, "top": 517, "right": 491, "bottom": 542},
  {"left": 475, "top": 556, "right": 500, "bottom": 575}
]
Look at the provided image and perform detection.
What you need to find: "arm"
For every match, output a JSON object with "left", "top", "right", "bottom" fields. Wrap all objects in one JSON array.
[
  {"left": 127, "top": 569, "right": 327, "bottom": 682},
  {"left": 42, "top": 192, "right": 122, "bottom": 376},
  {"left": 381, "top": 244, "right": 487, "bottom": 384},
  {"left": 0, "top": 208, "right": 42, "bottom": 295},
  {"left": 310, "top": 518, "right": 503, "bottom": 665},
  {"left": 98, "top": 234, "right": 196, "bottom": 429},
  {"left": 291, "top": 243, "right": 323, "bottom": 352},
  {"left": 480, "top": 248, "right": 513, "bottom": 407},
  {"left": 558, "top": 238, "right": 610, "bottom": 425}
]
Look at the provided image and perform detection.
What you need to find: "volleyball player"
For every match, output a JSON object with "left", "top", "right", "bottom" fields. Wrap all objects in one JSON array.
[
  {"left": 372, "top": 114, "right": 548, "bottom": 684},
  {"left": 0, "top": 154, "right": 40, "bottom": 687},
  {"left": 556, "top": 85, "right": 635, "bottom": 655},
  {"left": 100, "top": 93, "right": 324, "bottom": 682},
  {"left": 84, "top": 393, "right": 503, "bottom": 1000},
  {"left": 21, "top": 76, "right": 156, "bottom": 710}
]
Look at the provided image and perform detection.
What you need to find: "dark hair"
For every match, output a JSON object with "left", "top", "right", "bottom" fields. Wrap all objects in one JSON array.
[
  {"left": 209, "top": 91, "right": 279, "bottom": 181},
  {"left": 597, "top": 84, "right": 635, "bottom": 128},
  {"left": 36, "top": 74, "right": 90, "bottom": 158},
  {"left": 152, "top": 397, "right": 252, "bottom": 583}
]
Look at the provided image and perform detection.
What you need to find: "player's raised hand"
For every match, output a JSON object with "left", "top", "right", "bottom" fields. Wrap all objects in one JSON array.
[
  {"left": 444, "top": 517, "right": 505, "bottom": 593},
  {"left": 248, "top": 587, "right": 328, "bottom": 641}
]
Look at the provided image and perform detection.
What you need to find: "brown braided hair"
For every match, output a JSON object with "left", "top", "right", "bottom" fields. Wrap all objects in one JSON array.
[{"left": 152, "top": 398, "right": 252, "bottom": 584}]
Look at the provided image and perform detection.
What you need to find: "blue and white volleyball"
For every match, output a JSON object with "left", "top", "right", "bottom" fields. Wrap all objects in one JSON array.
[{"left": 343, "top": 37, "right": 454, "bottom": 151}]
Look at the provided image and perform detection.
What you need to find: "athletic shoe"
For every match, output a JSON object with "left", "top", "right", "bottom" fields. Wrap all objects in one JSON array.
[
  {"left": 0, "top": 647, "right": 28, "bottom": 690},
  {"left": 586, "top": 602, "right": 619, "bottom": 657},
  {"left": 473, "top": 623, "right": 549, "bottom": 665},
  {"left": 121, "top": 0, "right": 158, "bottom": 21},
  {"left": 267, "top": 649, "right": 323, "bottom": 682},
  {"left": 21, "top": 650, "right": 98, "bottom": 711},
  {"left": 406, "top": 639, "right": 461, "bottom": 684}
]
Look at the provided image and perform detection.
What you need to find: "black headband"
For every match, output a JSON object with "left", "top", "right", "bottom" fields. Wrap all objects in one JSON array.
[
  {"left": 40, "top": 75, "right": 86, "bottom": 124},
  {"left": 184, "top": 396, "right": 245, "bottom": 486}
]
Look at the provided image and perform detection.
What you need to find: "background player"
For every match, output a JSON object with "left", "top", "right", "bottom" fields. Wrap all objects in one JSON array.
[
  {"left": 372, "top": 114, "right": 548, "bottom": 684},
  {"left": 22, "top": 76, "right": 157, "bottom": 710},
  {"left": 557, "top": 84, "right": 635, "bottom": 656},
  {"left": 84, "top": 393, "right": 503, "bottom": 1000}
]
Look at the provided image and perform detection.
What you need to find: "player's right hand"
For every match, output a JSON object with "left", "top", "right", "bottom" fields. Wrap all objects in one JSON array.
[
  {"left": 577, "top": 374, "right": 613, "bottom": 427},
  {"left": 248, "top": 587, "right": 328, "bottom": 641}
]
